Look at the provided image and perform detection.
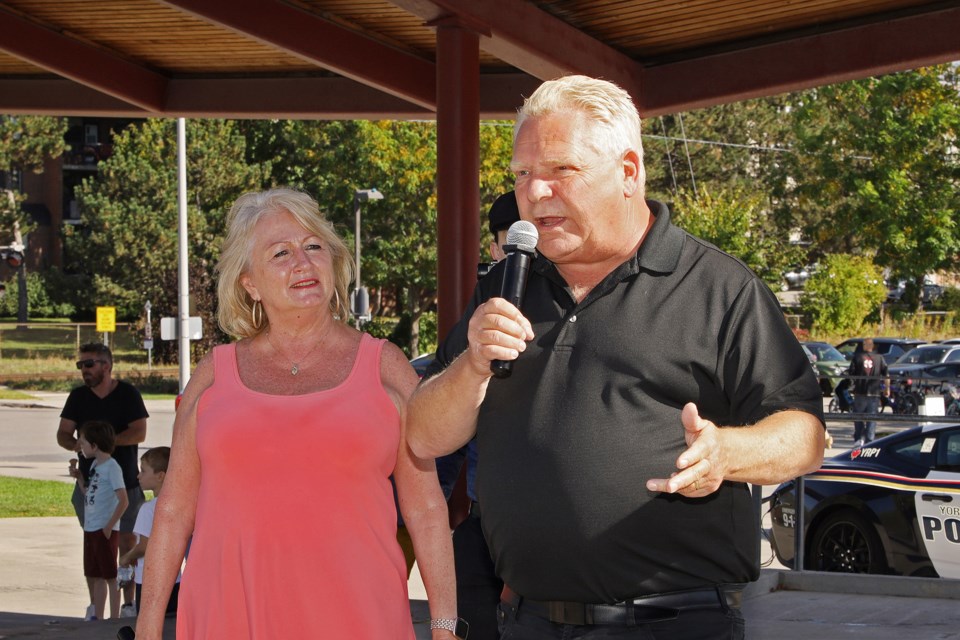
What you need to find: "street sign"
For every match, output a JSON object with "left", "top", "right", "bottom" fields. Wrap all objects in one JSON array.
[
  {"left": 96, "top": 307, "right": 116, "bottom": 332},
  {"left": 160, "top": 316, "right": 203, "bottom": 340}
]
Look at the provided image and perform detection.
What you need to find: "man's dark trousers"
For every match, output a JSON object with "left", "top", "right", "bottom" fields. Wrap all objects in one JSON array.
[{"left": 454, "top": 511, "right": 502, "bottom": 639}]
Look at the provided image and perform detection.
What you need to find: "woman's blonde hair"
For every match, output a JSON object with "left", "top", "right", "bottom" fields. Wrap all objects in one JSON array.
[
  {"left": 216, "top": 187, "right": 353, "bottom": 339},
  {"left": 516, "top": 75, "right": 645, "bottom": 190}
]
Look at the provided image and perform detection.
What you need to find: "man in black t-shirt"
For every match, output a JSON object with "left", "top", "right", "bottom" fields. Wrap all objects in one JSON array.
[
  {"left": 58, "top": 342, "right": 149, "bottom": 619},
  {"left": 847, "top": 338, "right": 889, "bottom": 445},
  {"left": 408, "top": 76, "right": 825, "bottom": 640}
]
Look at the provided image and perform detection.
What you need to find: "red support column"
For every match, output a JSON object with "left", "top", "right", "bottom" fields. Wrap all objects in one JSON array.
[
  {"left": 435, "top": 19, "right": 481, "bottom": 530},
  {"left": 435, "top": 21, "right": 480, "bottom": 340}
]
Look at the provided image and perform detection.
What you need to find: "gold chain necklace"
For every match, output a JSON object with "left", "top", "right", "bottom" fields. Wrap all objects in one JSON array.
[{"left": 265, "top": 328, "right": 325, "bottom": 376}]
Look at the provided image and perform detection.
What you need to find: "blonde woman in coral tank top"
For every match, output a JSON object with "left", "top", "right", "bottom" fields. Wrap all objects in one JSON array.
[{"left": 135, "top": 188, "right": 458, "bottom": 640}]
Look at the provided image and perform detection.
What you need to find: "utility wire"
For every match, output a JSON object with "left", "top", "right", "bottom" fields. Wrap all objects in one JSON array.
[
  {"left": 676, "top": 113, "right": 698, "bottom": 198},
  {"left": 658, "top": 117, "right": 679, "bottom": 194}
]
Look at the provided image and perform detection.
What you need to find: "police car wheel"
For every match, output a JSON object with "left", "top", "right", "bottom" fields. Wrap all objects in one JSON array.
[{"left": 809, "top": 510, "right": 887, "bottom": 575}]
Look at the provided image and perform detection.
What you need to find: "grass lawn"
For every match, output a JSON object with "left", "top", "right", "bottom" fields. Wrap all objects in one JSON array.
[
  {"left": 0, "top": 389, "right": 38, "bottom": 400},
  {"left": 0, "top": 476, "right": 75, "bottom": 518}
]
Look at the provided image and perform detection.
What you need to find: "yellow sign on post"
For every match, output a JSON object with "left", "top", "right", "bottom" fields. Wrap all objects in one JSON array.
[{"left": 96, "top": 306, "right": 116, "bottom": 333}]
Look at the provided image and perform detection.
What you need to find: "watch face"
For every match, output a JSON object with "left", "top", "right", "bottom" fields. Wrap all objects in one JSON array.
[{"left": 455, "top": 618, "right": 469, "bottom": 639}]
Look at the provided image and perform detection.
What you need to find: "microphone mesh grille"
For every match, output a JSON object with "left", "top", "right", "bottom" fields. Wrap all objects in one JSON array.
[{"left": 505, "top": 220, "right": 538, "bottom": 252}]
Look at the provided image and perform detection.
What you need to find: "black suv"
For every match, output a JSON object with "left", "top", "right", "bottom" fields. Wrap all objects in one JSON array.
[{"left": 835, "top": 337, "right": 926, "bottom": 365}]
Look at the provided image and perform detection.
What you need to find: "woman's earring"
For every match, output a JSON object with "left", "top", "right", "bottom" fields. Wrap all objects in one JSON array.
[
  {"left": 251, "top": 299, "right": 263, "bottom": 329},
  {"left": 332, "top": 290, "right": 341, "bottom": 321}
]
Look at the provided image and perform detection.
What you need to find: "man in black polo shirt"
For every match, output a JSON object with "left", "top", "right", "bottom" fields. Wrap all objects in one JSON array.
[{"left": 408, "top": 75, "right": 825, "bottom": 639}]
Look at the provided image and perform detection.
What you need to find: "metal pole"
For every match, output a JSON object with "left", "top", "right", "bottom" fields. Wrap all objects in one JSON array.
[
  {"left": 145, "top": 301, "right": 153, "bottom": 370},
  {"left": 177, "top": 118, "right": 191, "bottom": 392},
  {"left": 796, "top": 475, "right": 806, "bottom": 572},
  {"left": 354, "top": 194, "right": 361, "bottom": 330}
]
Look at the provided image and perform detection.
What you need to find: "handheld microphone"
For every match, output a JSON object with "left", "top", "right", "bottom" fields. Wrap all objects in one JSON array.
[{"left": 491, "top": 220, "right": 538, "bottom": 379}]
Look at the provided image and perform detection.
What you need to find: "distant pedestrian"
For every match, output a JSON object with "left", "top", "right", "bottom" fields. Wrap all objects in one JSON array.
[
  {"left": 68, "top": 420, "right": 129, "bottom": 621},
  {"left": 848, "top": 338, "right": 889, "bottom": 445},
  {"left": 57, "top": 342, "right": 148, "bottom": 619}
]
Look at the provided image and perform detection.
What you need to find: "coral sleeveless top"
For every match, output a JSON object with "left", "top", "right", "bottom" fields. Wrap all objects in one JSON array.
[{"left": 177, "top": 334, "right": 414, "bottom": 639}]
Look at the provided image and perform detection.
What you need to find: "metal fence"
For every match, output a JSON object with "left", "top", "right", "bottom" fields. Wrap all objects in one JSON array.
[{"left": 0, "top": 322, "right": 148, "bottom": 364}]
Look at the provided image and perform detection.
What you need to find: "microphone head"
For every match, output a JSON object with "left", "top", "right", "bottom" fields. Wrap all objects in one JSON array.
[{"left": 505, "top": 220, "right": 538, "bottom": 253}]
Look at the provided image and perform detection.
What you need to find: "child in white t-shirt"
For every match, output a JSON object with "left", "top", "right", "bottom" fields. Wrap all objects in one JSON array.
[
  {"left": 69, "top": 420, "right": 129, "bottom": 621},
  {"left": 119, "top": 446, "right": 180, "bottom": 614}
]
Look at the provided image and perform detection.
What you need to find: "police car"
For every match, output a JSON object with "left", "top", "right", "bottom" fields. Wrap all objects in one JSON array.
[{"left": 768, "top": 422, "right": 960, "bottom": 578}]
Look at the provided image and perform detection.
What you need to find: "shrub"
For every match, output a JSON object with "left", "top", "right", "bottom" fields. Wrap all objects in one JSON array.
[
  {"left": 801, "top": 254, "right": 887, "bottom": 334},
  {"left": 0, "top": 271, "right": 76, "bottom": 318}
]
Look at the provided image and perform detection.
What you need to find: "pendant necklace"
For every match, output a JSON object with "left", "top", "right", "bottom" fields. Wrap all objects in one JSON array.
[{"left": 265, "top": 327, "right": 324, "bottom": 376}]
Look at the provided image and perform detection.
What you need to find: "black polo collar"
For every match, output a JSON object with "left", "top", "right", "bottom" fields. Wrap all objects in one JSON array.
[
  {"left": 635, "top": 199, "right": 685, "bottom": 275},
  {"left": 531, "top": 199, "right": 685, "bottom": 288}
]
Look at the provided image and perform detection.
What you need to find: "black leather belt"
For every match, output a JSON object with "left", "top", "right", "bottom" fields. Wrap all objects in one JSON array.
[{"left": 501, "top": 584, "right": 742, "bottom": 626}]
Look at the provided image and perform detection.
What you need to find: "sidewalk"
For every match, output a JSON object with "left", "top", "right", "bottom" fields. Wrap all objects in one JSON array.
[
  {"left": 1, "top": 517, "right": 959, "bottom": 640},
  {"left": 0, "top": 516, "right": 434, "bottom": 639}
]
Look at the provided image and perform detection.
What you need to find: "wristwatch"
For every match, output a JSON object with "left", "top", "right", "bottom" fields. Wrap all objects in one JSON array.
[{"left": 430, "top": 617, "right": 469, "bottom": 639}]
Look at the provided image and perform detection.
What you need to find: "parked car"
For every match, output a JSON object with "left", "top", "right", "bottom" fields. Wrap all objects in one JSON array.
[
  {"left": 802, "top": 341, "right": 849, "bottom": 396},
  {"left": 768, "top": 422, "right": 960, "bottom": 578},
  {"left": 885, "top": 279, "right": 906, "bottom": 303},
  {"left": 923, "top": 284, "right": 945, "bottom": 303},
  {"left": 889, "top": 344, "right": 960, "bottom": 379},
  {"left": 885, "top": 277, "right": 944, "bottom": 305},
  {"left": 410, "top": 352, "right": 436, "bottom": 378},
  {"left": 835, "top": 337, "right": 926, "bottom": 365},
  {"left": 781, "top": 264, "right": 817, "bottom": 291}
]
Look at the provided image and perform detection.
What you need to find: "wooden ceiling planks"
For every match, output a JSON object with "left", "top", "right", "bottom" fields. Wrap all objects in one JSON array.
[
  {"left": 534, "top": 0, "right": 938, "bottom": 55},
  {"left": 0, "top": 0, "right": 955, "bottom": 118},
  {"left": 2, "top": 0, "right": 317, "bottom": 73}
]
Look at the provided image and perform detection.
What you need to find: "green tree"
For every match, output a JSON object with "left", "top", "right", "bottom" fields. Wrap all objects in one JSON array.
[
  {"left": 639, "top": 98, "right": 810, "bottom": 289},
  {"left": 67, "top": 119, "right": 266, "bottom": 360},
  {"left": 671, "top": 185, "right": 804, "bottom": 287},
  {"left": 0, "top": 115, "right": 68, "bottom": 234},
  {"left": 0, "top": 115, "right": 68, "bottom": 322},
  {"left": 801, "top": 254, "right": 887, "bottom": 334},
  {"left": 644, "top": 97, "right": 795, "bottom": 200},
  {"left": 789, "top": 65, "right": 960, "bottom": 309}
]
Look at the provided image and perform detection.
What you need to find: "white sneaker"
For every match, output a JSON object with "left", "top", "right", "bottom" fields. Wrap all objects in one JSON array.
[
  {"left": 120, "top": 603, "right": 137, "bottom": 618},
  {"left": 84, "top": 604, "right": 96, "bottom": 621}
]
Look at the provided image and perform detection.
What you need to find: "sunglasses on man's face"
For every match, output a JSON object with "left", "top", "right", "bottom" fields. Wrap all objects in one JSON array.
[{"left": 76, "top": 359, "right": 106, "bottom": 370}]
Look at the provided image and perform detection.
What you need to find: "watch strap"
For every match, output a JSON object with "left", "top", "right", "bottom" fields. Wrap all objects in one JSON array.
[{"left": 430, "top": 617, "right": 469, "bottom": 638}]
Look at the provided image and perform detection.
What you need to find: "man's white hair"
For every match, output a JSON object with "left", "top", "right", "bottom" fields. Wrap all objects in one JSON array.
[{"left": 516, "top": 75, "right": 645, "bottom": 189}]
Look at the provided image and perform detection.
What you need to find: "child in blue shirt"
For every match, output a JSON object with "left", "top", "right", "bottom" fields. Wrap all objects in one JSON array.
[{"left": 69, "top": 420, "right": 129, "bottom": 620}]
